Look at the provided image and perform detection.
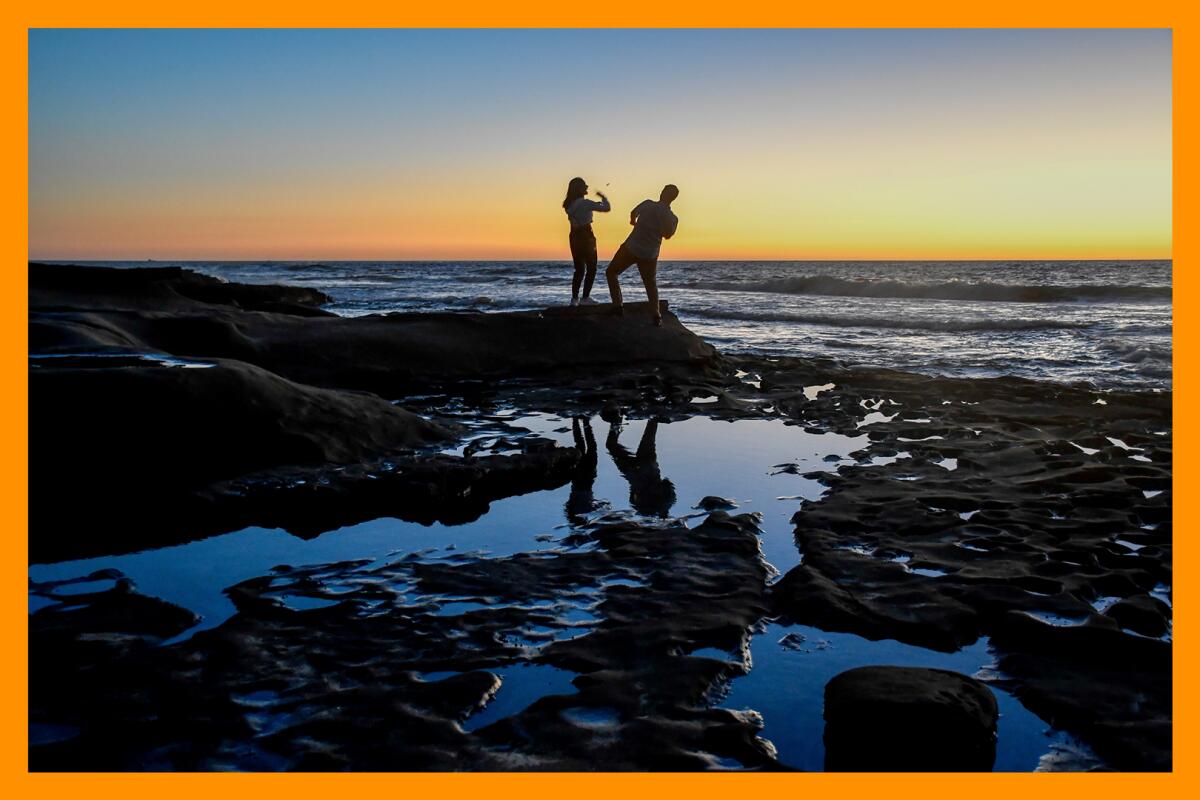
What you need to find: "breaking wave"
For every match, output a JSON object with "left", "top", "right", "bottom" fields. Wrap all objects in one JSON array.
[
  {"left": 674, "top": 276, "right": 1171, "bottom": 304},
  {"left": 682, "top": 307, "right": 1094, "bottom": 332},
  {"left": 1100, "top": 340, "right": 1173, "bottom": 364}
]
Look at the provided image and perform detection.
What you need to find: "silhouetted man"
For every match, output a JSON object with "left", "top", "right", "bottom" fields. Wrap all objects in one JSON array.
[
  {"left": 606, "top": 419, "right": 676, "bottom": 518},
  {"left": 605, "top": 184, "right": 679, "bottom": 326}
]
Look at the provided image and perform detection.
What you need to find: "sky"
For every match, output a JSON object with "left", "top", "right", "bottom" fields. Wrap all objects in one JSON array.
[{"left": 28, "top": 29, "right": 1172, "bottom": 261}]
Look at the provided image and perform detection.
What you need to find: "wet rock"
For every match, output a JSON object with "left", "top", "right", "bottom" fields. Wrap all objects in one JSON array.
[
  {"left": 695, "top": 495, "right": 738, "bottom": 511},
  {"left": 29, "top": 512, "right": 784, "bottom": 771},
  {"left": 777, "top": 632, "right": 806, "bottom": 651},
  {"left": 990, "top": 610, "right": 1171, "bottom": 771},
  {"left": 1105, "top": 594, "right": 1170, "bottom": 638},
  {"left": 771, "top": 550, "right": 980, "bottom": 652},
  {"left": 212, "top": 445, "right": 582, "bottom": 538},
  {"left": 30, "top": 580, "right": 198, "bottom": 643},
  {"left": 823, "top": 666, "right": 998, "bottom": 771},
  {"left": 743, "top": 351, "right": 1171, "bottom": 769},
  {"left": 29, "top": 582, "right": 205, "bottom": 770}
]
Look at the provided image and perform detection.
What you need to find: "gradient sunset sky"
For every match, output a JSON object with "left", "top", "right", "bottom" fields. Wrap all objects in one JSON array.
[{"left": 29, "top": 29, "right": 1171, "bottom": 261}]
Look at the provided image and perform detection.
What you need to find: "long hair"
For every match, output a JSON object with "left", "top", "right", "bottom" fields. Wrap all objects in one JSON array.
[{"left": 563, "top": 177, "right": 587, "bottom": 211}]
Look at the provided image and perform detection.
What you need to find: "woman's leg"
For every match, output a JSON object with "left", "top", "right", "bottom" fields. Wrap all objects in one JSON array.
[
  {"left": 582, "top": 232, "right": 598, "bottom": 298},
  {"left": 569, "top": 232, "right": 587, "bottom": 299},
  {"left": 636, "top": 259, "right": 661, "bottom": 325},
  {"left": 605, "top": 246, "right": 636, "bottom": 309}
]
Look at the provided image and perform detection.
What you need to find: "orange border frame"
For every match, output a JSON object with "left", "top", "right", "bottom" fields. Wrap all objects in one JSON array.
[{"left": 1, "top": 3, "right": 1190, "bottom": 797}]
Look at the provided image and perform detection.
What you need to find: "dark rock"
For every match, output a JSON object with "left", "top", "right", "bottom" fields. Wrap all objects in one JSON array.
[
  {"left": 29, "top": 357, "right": 455, "bottom": 559},
  {"left": 29, "top": 512, "right": 785, "bottom": 771},
  {"left": 777, "top": 632, "right": 807, "bottom": 651},
  {"left": 32, "top": 357, "right": 449, "bottom": 487},
  {"left": 34, "top": 443, "right": 580, "bottom": 563},
  {"left": 823, "top": 666, "right": 998, "bottom": 771},
  {"left": 30, "top": 262, "right": 332, "bottom": 314},
  {"left": 30, "top": 263, "right": 722, "bottom": 397},
  {"left": 696, "top": 495, "right": 738, "bottom": 511},
  {"left": 991, "top": 611, "right": 1171, "bottom": 771},
  {"left": 1105, "top": 594, "right": 1171, "bottom": 638},
  {"left": 990, "top": 609, "right": 1169, "bottom": 668},
  {"left": 31, "top": 580, "right": 198, "bottom": 643},
  {"left": 771, "top": 551, "right": 980, "bottom": 652}
]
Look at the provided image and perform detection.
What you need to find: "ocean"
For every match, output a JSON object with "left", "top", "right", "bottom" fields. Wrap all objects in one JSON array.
[{"left": 63, "top": 259, "right": 1171, "bottom": 390}]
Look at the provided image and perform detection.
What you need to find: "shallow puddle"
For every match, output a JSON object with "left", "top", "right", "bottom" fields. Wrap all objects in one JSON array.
[
  {"left": 719, "top": 623, "right": 1098, "bottom": 771},
  {"left": 461, "top": 664, "right": 577, "bottom": 732},
  {"left": 30, "top": 415, "right": 863, "bottom": 634}
]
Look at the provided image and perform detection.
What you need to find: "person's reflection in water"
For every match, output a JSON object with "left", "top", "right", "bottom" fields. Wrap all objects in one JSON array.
[
  {"left": 565, "top": 417, "right": 600, "bottom": 523},
  {"left": 606, "top": 418, "right": 676, "bottom": 517}
]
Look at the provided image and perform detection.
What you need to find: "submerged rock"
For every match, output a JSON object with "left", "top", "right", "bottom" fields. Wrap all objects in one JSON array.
[
  {"left": 823, "top": 666, "right": 998, "bottom": 771},
  {"left": 696, "top": 495, "right": 738, "bottom": 511}
]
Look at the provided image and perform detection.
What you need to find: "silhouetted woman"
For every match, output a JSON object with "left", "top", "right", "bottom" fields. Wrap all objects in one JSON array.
[
  {"left": 563, "top": 177, "right": 610, "bottom": 306},
  {"left": 565, "top": 416, "right": 600, "bottom": 523}
]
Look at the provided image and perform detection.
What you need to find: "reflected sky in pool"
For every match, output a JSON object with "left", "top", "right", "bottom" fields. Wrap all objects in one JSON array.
[{"left": 30, "top": 415, "right": 863, "bottom": 633}]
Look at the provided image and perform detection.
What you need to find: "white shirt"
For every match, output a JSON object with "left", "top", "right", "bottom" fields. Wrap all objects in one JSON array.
[
  {"left": 566, "top": 196, "right": 611, "bottom": 227},
  {"left": 623, "top": 200, "right": 679, "bottom": 260}
]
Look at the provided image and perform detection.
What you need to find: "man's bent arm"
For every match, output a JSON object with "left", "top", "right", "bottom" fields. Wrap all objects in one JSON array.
[
  {"left": 630, "top": 199, "right": 651, "bottom": 226},
  {"left": 662, "top": 214, "right": 679, "bottom": 239}
]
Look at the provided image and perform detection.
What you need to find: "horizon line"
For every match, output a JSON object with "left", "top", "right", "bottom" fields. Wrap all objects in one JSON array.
[{"left": 28, "top": 256, "right": 1174, "bottom": 264}]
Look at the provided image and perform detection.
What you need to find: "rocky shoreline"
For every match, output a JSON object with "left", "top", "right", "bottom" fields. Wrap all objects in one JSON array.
[{"left": 28, "top": 263, "right": 1172, "bottom": 771}]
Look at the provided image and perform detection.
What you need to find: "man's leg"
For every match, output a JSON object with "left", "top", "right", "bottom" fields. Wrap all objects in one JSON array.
[
  {"left": 605, "top": 246, "right": 636, "bottom": 310},
  {"left": 636, "top": 259, "right": 661, "bottom": 325}
]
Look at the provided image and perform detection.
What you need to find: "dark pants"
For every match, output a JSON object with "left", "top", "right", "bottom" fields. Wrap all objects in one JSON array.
[
  {"left": 605, "top": 243, "right": 660, "bottom": 317},
  {"left": 569, "top": 225, "right": 598, "bottom": 298}
]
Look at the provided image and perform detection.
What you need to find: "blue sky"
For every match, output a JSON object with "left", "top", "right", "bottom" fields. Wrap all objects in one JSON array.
[{"left": 29, "top": 29, "right": 1172, "bottom": 259}]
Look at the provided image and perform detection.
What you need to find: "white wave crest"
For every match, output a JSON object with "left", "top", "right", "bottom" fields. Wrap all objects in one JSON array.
[
  {"left": 682, "top": 307, "right": 1094, "bottom": 332},
  {"left": 673, "top": 276, "right": 1171, "bottom": 304}
]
